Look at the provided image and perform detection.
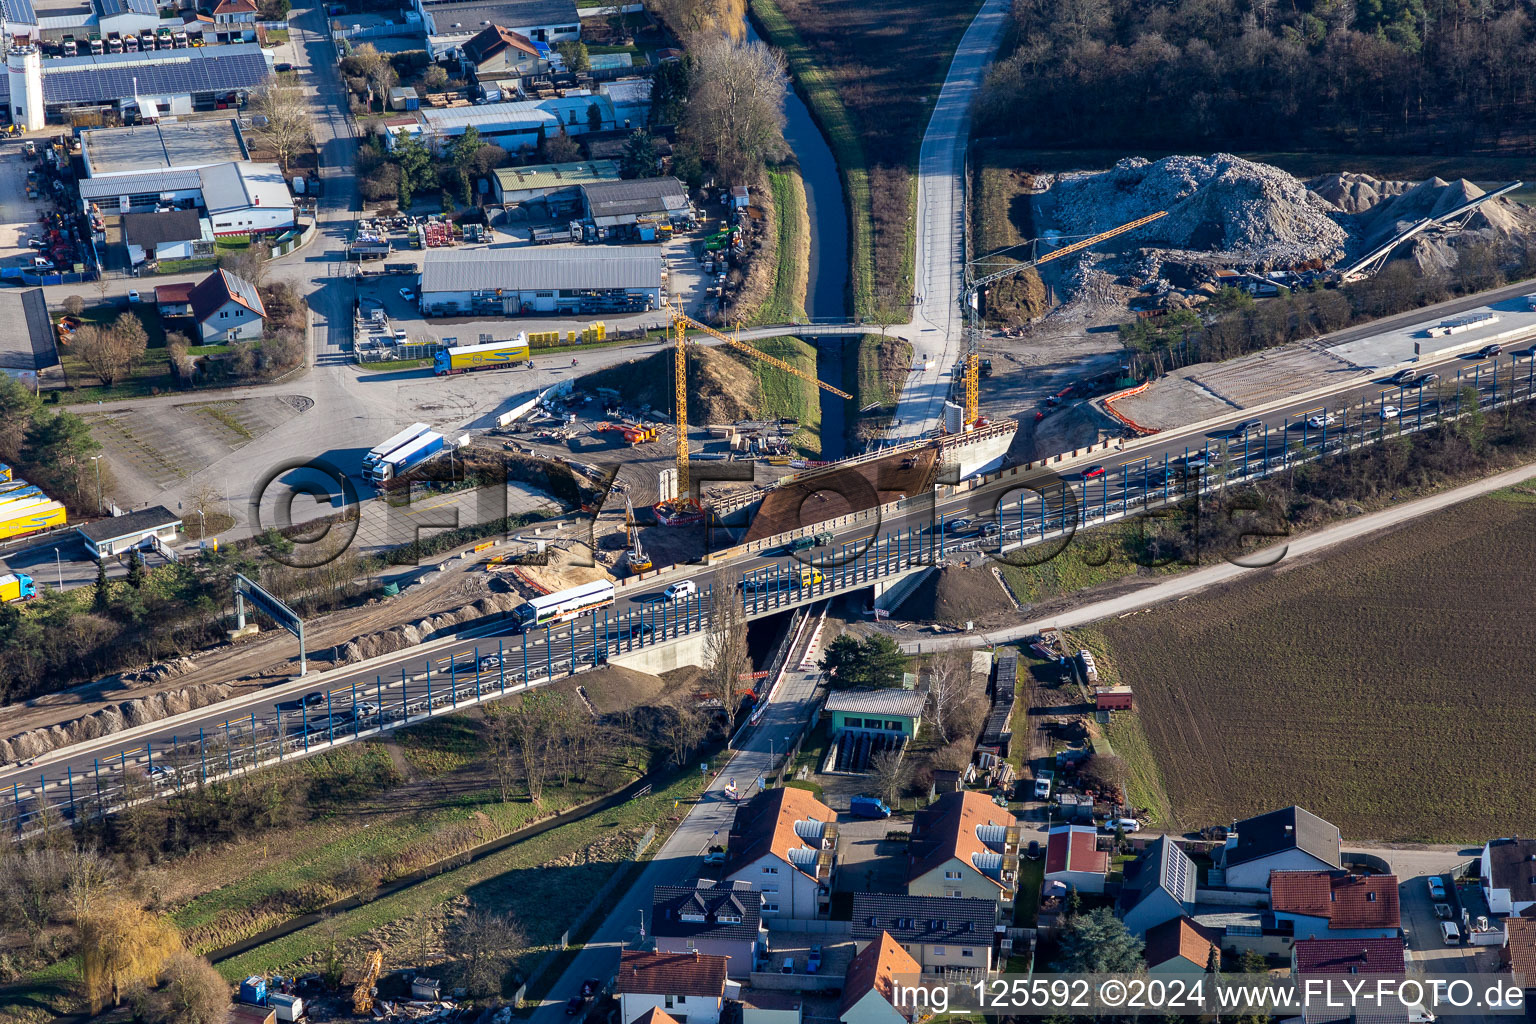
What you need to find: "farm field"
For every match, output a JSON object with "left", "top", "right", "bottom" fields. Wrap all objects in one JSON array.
[{"left": 1093, "top": 489, "right": 1536, "bottom": 842}]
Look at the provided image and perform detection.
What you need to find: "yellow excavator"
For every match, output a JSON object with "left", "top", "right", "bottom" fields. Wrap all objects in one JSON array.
[{"left": 350, "top": 949, "right": 383, "bottom": 1015}]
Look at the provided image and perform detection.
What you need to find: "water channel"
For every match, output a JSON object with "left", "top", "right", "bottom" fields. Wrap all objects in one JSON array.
[{"left": 743, "top": 17, "right": 852, "bottom": 458}]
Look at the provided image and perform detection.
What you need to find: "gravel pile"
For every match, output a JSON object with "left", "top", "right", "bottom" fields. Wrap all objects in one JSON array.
[{"left": 1046, "top": 153, "right": 1351, "bottom": 265}]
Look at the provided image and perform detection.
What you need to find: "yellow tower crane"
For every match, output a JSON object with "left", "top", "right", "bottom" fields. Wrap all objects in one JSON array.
[
  {"left": 960, "top": 210, "right": 1169, "bottom": 426},
  {"left": 655, "top": 304, "right": 852, "bottom": 522}
]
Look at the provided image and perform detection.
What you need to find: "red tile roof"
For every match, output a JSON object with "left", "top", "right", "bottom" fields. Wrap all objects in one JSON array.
[
  {"left": 1505, "top": 917, "right": 1536, "bottom": 983},
  {"left": 1143, "top": 916, "right": 1221, "bottom": 971},
  {"left": 839, "top": 932, "right": 920, "bottom": 1019},
  {"left": 908, "top": 790, "right": 1018, "bottom": 885},
  {"left": 1292, "top": 938, "right": 1405, "bottom": 976},
  {"left": 615, "top": 951, "right": 728, "bottom": 998},
  {"left": 1269, "top": 871, "right": 1401, "bottom": 930},
  {"left": 1045, "top": 825, "right": 1109, "bottom": 877},
  {"left": 724, "top": 786, "right": 834, "bottom": 881}
]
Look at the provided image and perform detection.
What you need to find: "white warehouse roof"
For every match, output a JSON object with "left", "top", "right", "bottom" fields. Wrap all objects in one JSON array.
[{"left": 420, "top": 244, "right": 662, "bottom": 293}]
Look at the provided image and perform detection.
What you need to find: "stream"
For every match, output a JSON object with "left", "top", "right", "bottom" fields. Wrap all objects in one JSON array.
[{"left": 744, "top": 17, "right": 852, "bottom": 458}]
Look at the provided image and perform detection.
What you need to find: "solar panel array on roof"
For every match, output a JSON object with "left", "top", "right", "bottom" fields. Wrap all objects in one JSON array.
[{"left": 42, "top": 45, "right": 269, "bottom": 105}]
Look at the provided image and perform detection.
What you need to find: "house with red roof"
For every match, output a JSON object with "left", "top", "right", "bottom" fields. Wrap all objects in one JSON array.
[
  {"left": 615, "top": 951, "right": 731, "bottom": 1024},
  {"left": 1269, "top": 871, "right": 1401, "bottom": 941},
  {"left": 1044, "top": 824, "right": 1110, "bottom": 894},
  {"left": 906, "top": 791, "right": 1021, "bottom": 916}
]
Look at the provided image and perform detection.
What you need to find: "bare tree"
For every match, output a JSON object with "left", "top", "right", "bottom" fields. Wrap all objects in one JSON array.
[
  {"left": 446, "top": 908, "right": 527, "bottom": 997},
  {"left": 682, "top": 37, "right": 788, "bottom": 183},
  {"left": 869, "top": 750, "right": 912, "bottom": 805},
  {"left": 252, "top": 78, "right": 314, "bottom": 173},
  {"left": 704, "top": 579, "right": 749, "bottom": 712},
  {"left": 925, "top": 650, "right": 984, "bottom": 744}
]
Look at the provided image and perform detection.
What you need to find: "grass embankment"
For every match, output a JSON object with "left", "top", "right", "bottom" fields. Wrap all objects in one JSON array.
[
  {"left": 750, "top": 336, "right": 821, "bottom": 455},
  {"left": 753, "top": 164, "right": 810, "bottom": 325},
  {"left": 1089, "top": 489, "right": 1536, "bottom": 842},
  {"left": 216, "top": 768, "right": 708, "bottom": 985},
  {"left": 749, "top": 0, "right": 985, "bottom": 314}
]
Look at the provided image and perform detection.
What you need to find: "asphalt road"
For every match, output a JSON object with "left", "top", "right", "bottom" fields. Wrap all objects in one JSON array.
[{"left": 888, "top": 0, "right": 1012, "bottom": 442}]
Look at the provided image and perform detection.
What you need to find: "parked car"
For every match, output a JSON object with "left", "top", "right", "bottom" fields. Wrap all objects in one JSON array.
[
  {"left": 1082, "top": 465, "right": 1106, "bottom": 479},
  {"left": 1427, "top": 876, "right": 1447, "bottom": 900},
  {"left": 807, "top": 945, "right": 822, "bottom": 974}
]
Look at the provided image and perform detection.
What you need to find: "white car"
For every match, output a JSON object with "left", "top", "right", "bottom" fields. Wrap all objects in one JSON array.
[
  {"left": 1305, "top": 413, "right": 1336, "bottom": 429},
  {"left": 1378, "top": 405, "right": 1400, "bottom": 419}
]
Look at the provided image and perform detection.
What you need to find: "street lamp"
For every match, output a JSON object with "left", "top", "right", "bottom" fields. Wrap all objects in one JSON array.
[{"left": 89, "top": 455, "right": 103, "bottom": 510}]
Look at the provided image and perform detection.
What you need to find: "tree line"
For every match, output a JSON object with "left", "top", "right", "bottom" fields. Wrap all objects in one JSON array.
[{"left": 981, "top": 0, "right": 1536, "bottom": 153}]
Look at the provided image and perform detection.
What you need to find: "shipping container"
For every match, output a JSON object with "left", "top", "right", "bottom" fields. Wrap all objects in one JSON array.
[
  {"left": 433, "top": 335, "right": 531, "bottom": 375},
  {"left": 0, "top": 498, "right": 66, "bottom": 540}
]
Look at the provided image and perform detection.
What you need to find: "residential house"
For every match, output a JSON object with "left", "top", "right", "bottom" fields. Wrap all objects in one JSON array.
[
  {"left": 1143, "top": 916, "right": 1222, "bottom": 975},
  {"left": 839, "top": 932, "right": 920, "bottom": 1024},
  {"left": 211, "top": 0, "right": 257, "bottom": 41},
  {"left": 1503, "top": 916, "right": 1536, "bottom": 990},
  {"left": 1291, "top": 937, "right": 1405, "bottom": 978},
  {"left": 122, "top": 209, "right": 208, "bottom": 266},
  {"left": 1044, "top": 825, "right": 1110, "bottom": 895},
  {"left": 651, "top": 881, "right": 764, "bottom": 979},
  {"left": 1219, "top": 806, "right": 1342, "bottom": 890},
  {"left": 462, "top": 23, "right": 547, "bottom": 77},
  {"left": 615, "top": 951, "right": 729, "bottom": 1024},
  {"left": 1119, "top": 836, "right": 1198, "bottom": 936},
  {"left": 154, "top": 281, "right": 194, "bottom": 317},
  {"left": 1480, "top": 838, "right": 1536, "bottom": 917},
  {"left": 188, "top": 268, "right": 266, "bottom": 344},
  {"left": 850, "top": 893, "right": 994, "bottom": 976},
  {"left": 722, "top": 787, "right": 837, "bottom": 920},
  {"left": 907, "top": 791, "right": 1021, "bottom": 916},
  {"left": 1268, "top": 871, "right": 1401, "bottom": 941}
]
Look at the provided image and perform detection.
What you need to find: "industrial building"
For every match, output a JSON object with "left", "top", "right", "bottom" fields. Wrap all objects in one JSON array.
[
  {"left": 413, "top": 0, "right": 578, "bottom": 57},
  {"left": 490, "top": 158, "right": 618, "bottom": 206},
  {"left": 2, "top": 43, "right": 272, "bottom": 129},
  {"left": 401, "top": 94, "right": 614, "bottom": 152},
  {"left": 80, "top": 160, "right": 294, "bottom": 236},
  {"left": 579, "top": 177, "right": 691, "bottom": 241},
  {"left": 80, "top": 118, "right": 248, "bottom": 177},
  {"left": 419, "top": 244, "right": 662, "bottom": 317}
]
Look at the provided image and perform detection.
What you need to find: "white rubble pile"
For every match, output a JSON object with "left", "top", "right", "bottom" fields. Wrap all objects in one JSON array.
[{"left": 1045, "top": 153, "right": 1351, "bottom": 266}]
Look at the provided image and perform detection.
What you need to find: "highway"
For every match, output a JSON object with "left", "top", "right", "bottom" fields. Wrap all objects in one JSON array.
[{"left": 4, "top": 342, "right": 1533, "bottom": 825}]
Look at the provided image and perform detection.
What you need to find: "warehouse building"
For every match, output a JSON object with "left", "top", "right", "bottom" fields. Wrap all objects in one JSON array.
[
  {"left": 3, "top": 43, "right": 271, "bottom": 129},
  {"left": 490, "top": 158, "right": 618, "bottom": 206},
  {"left": 80, "top": 160, "right": 294, "bottom": 235},
  {"left": 81, "top": 119, "right": 248, "bottom": 177},
  {"left": 420, "top": 244, "right": 662, "bottom": 317}
]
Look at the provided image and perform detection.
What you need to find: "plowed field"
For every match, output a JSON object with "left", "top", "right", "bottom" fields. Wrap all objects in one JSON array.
[{"left": 1098, "top": 490, "right": 1536, "bottom": 842}]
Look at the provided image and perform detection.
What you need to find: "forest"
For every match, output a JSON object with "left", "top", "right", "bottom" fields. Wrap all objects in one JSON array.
[{"left": 980, "top": 0, "right": 1536, "bottom": 153}]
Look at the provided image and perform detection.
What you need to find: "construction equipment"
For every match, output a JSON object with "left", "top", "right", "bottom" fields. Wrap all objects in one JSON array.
[
  {"left": 350, "top": 949, "right": 383, "bottom": 1015},
  {"left": 655, "top": 304, "right": 851, "bottom": 523},
  {"left": 960, "top": 211, "right": 1168, "bottom": 428},
  {"left": 622, "top": 497, "right": 651, "bottom": 573}
]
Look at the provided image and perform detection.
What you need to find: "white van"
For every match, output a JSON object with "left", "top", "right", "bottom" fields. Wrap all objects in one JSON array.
[{"left": 664, "top": 579, "right": 696, "bottom": 602}]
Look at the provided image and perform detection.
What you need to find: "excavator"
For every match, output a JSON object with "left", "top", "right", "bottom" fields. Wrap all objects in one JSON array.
[{"left": 653, "top": 303, "right": 851, "bottom": 525}]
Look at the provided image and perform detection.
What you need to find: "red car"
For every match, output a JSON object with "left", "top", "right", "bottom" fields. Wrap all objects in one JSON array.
[{"left": 1083, "top": 465, "right": 1107, "bottom": 479}]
